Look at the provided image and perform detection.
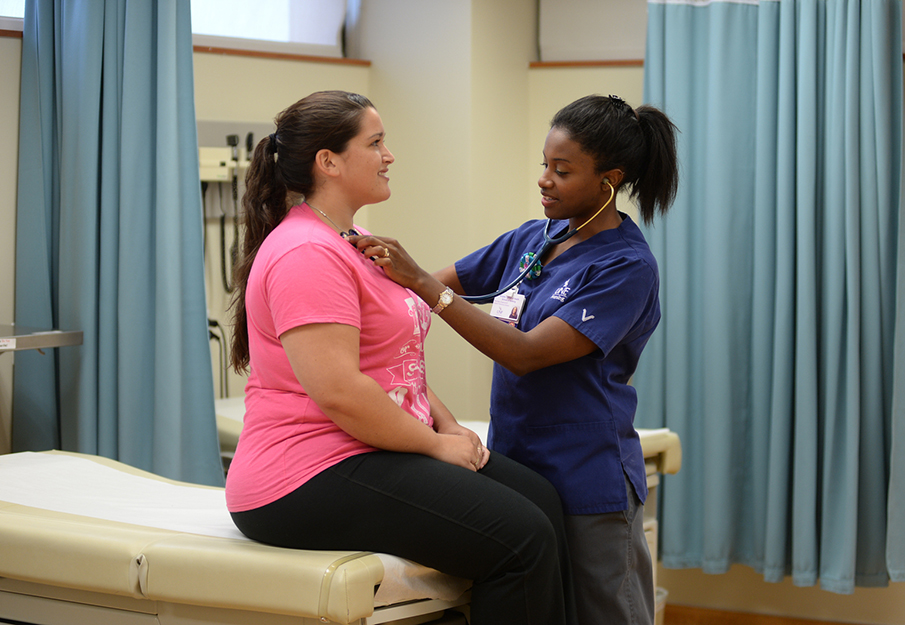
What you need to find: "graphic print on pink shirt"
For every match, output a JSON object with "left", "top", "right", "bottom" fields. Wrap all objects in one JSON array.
[{"left": 386, "top": 296, "right": 432, "bottom": 424}]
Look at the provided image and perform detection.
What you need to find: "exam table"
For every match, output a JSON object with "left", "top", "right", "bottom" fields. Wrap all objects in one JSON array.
[
  {"left": 218, "top": 399, "right": 682, "bottom": 607},
  {"left": 0, "top": 408, "right": 680, "bottom": 625},
  {"left": 217, "top": 399, "right": 682, "bottom": 610},
  {"left": 0, "top": 449, "right": 472, "bottom": 625}
]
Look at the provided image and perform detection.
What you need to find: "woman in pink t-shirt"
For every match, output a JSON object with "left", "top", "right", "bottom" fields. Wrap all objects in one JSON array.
[{"left": 225, "top": 91, "right": 576, "bottom": 625}]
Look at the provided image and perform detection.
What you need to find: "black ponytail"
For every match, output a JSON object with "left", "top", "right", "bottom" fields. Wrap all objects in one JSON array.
[
  {"left": 551, "top": 95, "right": 679, "bottom": 225},
  {"left": 632, "top": 105, "right": 679, "bottom": 225}
]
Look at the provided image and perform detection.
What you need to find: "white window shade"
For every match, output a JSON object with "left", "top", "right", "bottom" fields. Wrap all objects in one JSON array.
[
  {"left": 0, "top": 0, "right": 24, "bottom": 30},
  {"left": 0, "top": 0, "right": 24, "bottom": 18},
  {"left": 539, "top": 0, "right": 648, "bottom": 62},
  {"left": 191, "top": 0, "right": 347, "bottom": 58}
]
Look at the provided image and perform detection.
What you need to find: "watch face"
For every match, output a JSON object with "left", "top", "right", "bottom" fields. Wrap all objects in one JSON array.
[{"left": 433, "top": 288, "right": 453, "bottom": 313}]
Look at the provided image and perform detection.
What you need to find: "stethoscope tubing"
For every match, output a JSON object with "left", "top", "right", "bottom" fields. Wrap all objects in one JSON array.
[
  {"left": 460, "top": 220, "right": 576, "bottom": 304},
  {"left": 459, "top": 181, "right": 615, "bottom": 305}
]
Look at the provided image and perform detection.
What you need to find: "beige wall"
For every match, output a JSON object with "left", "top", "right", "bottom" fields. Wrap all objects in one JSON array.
[
  {"left": 0, "top": 36, "right": 20, "bottom": 456},
  {"left": 2, "top": 10, "right": 905, "bottom": 623},
  {"left": 193, "top": 54, "right": 370, "bottom": 123}
]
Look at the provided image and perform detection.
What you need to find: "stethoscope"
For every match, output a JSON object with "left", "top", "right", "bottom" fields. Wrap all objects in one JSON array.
[{"left": 461, "top": 180, "right": 616, "bottom": 305}]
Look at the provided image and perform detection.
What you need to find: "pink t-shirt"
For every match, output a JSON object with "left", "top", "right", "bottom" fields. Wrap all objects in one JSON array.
[{"left": 225, "top": 204, "right": 433, "bottom": 512}]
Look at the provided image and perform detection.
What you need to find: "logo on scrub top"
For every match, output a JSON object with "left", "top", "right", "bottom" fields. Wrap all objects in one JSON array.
[{"left": 551, "top": 279, "right": 571, "bottom": 302}]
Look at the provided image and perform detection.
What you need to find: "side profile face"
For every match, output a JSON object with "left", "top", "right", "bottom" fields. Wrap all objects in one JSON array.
[
  {"left": 335, "top": 106, "right": 395, "bottom": 206},
  {"left": 538, "top": 126, "right": 611, "bottom": 224}
]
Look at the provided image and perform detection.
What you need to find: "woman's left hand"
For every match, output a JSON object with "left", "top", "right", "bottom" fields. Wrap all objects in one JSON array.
[
  {"left": 345, "top": 233, "right": 426, "bottom": 291},
  {"left": 435, "top": 422, "right": 490, "bottom": 470}
]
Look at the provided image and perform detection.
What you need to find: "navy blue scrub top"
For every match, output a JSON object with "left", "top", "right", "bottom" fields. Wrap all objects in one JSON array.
[{"left": 455, "top": 214, "right": 660, "bottom": 515}]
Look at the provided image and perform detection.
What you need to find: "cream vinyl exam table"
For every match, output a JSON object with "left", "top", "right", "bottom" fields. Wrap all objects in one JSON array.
[{"left": 0, "top": 405, "right": 680, "bottom": 625}]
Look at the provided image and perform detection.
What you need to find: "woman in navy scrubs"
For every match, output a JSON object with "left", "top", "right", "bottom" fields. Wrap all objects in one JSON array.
[{"left": 351, "top": 94, "right": 679, "bottom": 625}]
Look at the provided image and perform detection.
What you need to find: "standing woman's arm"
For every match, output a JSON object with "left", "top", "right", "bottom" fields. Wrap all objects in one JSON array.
[{"left": 352, "top": 237, "right": 598, "bottom": 375}]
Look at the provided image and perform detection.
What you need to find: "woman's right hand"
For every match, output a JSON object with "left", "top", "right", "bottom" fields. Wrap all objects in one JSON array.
[{"left": 432, "top": 432, "right": 487, "bottom": 472}]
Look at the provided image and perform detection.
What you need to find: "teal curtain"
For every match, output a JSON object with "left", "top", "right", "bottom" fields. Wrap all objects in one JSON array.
[
  {"left": 636, "top": 0, "right": 904, "bottom": 592},
  {"left": 13, "top": 0, "right": 223, "bottom": 486}
]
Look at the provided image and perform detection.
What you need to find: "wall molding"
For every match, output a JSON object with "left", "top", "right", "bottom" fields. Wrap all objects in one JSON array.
[
  {"left": 193, "top": 45, "right": 370, "bottom": 66},
  {"left": 530, "top": 59, "right": 643, "bottom": 68}
]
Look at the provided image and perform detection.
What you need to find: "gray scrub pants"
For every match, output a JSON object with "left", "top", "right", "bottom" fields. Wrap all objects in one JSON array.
[{"left": 564, "top": 473, "right": 654, "bottom": 625}]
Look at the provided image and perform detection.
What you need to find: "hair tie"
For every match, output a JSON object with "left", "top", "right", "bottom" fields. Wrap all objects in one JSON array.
[
  {"left": 607, "top": 94, "right": 639, "bottom": 122},
  {"left": 269, "top": 133, "right": 279, "bottom": 155}
]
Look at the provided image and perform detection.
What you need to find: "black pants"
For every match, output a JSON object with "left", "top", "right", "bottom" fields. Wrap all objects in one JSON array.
[{"left": 231, "top": 451, "right": 577, "bottom": 625}]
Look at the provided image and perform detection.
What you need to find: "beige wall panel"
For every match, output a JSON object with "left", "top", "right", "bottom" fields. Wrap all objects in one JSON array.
[
  {"left": 193, "top": 53, "right": 370, "bottom": 123},
  {"left": 0, "top": 36, "right": 21, "bottom": 455}
]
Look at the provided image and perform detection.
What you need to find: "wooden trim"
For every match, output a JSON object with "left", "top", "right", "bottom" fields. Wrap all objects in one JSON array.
[
  {"left": 0, "top": 29, "right": 22, "bottom": 38},
  {"left": 530, "top": 59, "right": 644, "bottom": 68},
  {"left": 192, "top": 45, "right": 370, "bottom": 66},
  {"left": 665, "top": 604, "right": 853, "bottom": 625}
]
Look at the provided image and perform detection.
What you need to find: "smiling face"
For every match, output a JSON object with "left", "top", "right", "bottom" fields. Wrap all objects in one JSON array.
[
  {"left": 538, "top": 127, "right": 612, "bottom": 225},
  {"left": 335, "top": 107, "right": 395, "bottom": 207}
]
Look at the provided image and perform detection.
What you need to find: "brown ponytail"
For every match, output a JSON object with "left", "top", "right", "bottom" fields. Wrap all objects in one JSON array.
[{"left": 228, "top": 91, "right": 375, "bottom": 373}]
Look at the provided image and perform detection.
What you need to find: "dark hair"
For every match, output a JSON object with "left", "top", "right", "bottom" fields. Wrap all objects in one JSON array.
[
  {"left": 229, "top": 90, "right": 375, "bottom": 373},
  {"left": 551, "top": 94, "right": 679, "bottom": 225}
]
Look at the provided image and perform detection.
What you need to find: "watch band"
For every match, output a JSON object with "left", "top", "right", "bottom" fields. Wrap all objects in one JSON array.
[{"left": 431, "top": 286, "right": 455, "bottom": 314}]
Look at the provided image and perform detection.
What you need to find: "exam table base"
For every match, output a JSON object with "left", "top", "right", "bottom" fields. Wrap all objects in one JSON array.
[{"left": 0, "top": 578, "right": 469, "bottom": 625}]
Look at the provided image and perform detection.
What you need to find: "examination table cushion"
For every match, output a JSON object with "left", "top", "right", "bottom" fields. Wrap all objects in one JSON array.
[{"left": 0, "top": 450, "right": 470, "bottom": 622}]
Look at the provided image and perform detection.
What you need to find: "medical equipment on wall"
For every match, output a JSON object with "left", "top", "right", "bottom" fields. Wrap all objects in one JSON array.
[
  {"left": 200, "top": 133, "right": 253, "bottom": 293},
  {"left": 199, "top": 134, "right": 253, "bottom": 398},
  {"left": 461, "top": 179, "right": 616, "bottom": 305},
  {"left": 223, "top": 134, "right": 240, "bottom": 293},
  {"left": 207, "top": 317, "right": 229, "bottom": 398}
]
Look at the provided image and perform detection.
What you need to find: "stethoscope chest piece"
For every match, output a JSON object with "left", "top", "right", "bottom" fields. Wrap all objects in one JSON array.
[{"left": 518, "top": 251, "right": 544, "bottom": 280}]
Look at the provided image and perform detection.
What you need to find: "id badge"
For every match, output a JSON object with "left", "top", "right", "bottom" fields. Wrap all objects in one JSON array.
[{"left": 490, "top": 288, "right": 526, "bottom": 327}]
